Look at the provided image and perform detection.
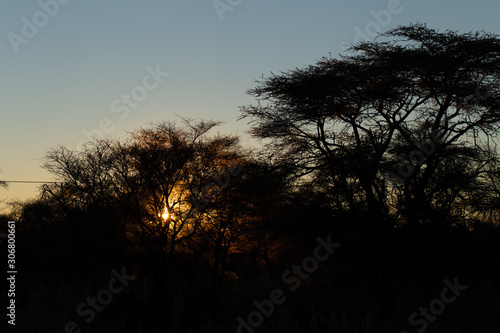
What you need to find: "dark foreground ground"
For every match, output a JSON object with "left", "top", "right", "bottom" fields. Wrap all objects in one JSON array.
[{"left": 3, "top": 219, "right": 500, "bottom": 333}]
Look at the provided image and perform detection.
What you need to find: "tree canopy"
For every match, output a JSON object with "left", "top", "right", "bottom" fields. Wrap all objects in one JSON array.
[{"left": 240, "top": 23, "right": 500, "bottom": 230}]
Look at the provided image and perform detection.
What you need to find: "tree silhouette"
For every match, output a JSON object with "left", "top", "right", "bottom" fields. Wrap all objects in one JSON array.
[
  {"left": 240, "top": 23, "right": 500, "bottom": 231},
  {"left": 39, "top": 119, "right": 253, "bottom": 327}
]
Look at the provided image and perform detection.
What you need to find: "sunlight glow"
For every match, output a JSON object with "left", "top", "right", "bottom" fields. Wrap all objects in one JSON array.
[{"left": 161, "top": 207, "right": 169, "bottom": 220}]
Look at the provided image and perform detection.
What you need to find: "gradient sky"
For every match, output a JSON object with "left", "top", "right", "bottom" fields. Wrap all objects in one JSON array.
[{"left": 1, "top": 0, "right": 499, "bottom": 211}]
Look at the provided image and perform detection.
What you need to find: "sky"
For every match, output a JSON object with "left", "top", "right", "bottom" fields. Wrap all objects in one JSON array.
[{"left": 1, "top": 0, "right": 500, "bottom": 211}]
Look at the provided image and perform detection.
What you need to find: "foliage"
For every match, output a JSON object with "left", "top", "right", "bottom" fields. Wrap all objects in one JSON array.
[{"left": 240, "top": 23, "right": 500, "bottom": 230}]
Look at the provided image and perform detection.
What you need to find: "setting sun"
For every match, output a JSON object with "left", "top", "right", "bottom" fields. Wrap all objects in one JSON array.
[{"left": 161, "top": 207, "right": 169, "bottom": 220}]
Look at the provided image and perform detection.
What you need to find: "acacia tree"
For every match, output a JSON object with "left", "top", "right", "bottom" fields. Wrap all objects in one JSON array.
[
  {"left": 240, "top": 23, "right": 500, "bottom": 230},
  {"left": 41, "top": 119, "right": 250, "bottom": 319}
]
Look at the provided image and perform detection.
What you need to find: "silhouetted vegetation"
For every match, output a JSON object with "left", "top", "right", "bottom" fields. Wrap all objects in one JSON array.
[{"left": 4, "top": 24, "right": 500, "bottom": 332}]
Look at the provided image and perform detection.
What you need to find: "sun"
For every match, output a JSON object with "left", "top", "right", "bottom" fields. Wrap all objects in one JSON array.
[{"left": 161, "top": 207, "right": 169, "bottom": 220}]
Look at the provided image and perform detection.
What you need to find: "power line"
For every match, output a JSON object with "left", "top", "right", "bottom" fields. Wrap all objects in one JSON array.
[{"left": 1, "top": 181, "right": 60, "bottom": 184}]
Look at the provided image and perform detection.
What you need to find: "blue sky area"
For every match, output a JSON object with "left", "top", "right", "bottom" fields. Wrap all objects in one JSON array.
[{"left": 1, "top": 0, "right": 500, "bottom": 209}]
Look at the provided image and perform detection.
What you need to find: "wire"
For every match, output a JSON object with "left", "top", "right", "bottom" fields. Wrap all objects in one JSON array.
[{"left": 1, "top": 181, "right": 59, "bottom": 184}]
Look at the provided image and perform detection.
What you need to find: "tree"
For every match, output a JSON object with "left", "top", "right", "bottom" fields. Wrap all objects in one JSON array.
[
  {"left": 240, "top": 23, "right": 500, "bottom": 230},
  {"left": 40, "top": 119, "right": 251, "bottom": 322}
]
